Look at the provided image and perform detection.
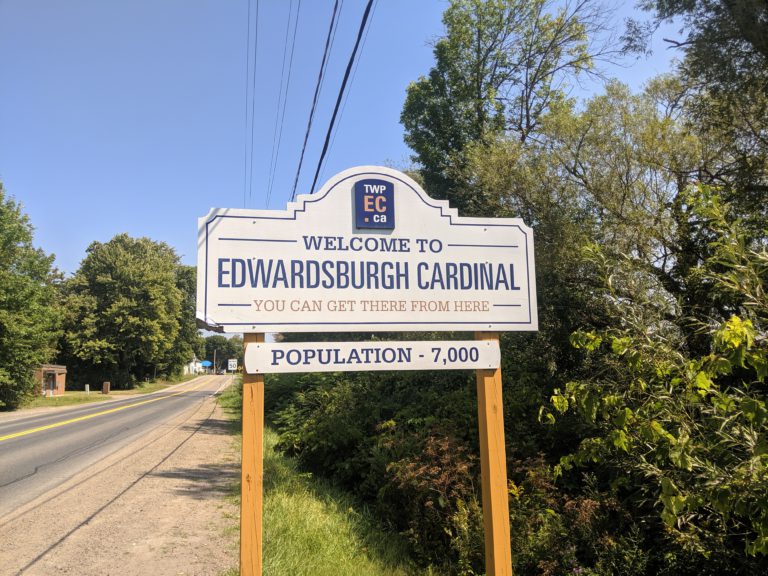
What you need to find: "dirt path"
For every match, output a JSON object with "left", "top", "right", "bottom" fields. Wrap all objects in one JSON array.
[{"left": 0, "top": 390, "right": 239, "bottom": 576}]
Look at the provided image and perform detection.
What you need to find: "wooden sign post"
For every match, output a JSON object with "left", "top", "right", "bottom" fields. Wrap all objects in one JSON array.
[
  {"left": 241, "top": 333, "right": 264, "bottom": 576},
  {"left": 198, "top": 166, "right": 537, "bottom": 576},
  {"left": 476, "top": 332, "right": 513, "bottom": 574}
]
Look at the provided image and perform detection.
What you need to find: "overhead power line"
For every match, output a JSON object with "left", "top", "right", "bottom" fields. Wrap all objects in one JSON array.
[
  {"left": 266, "top": 0, "right": 303, "bottom": 208},
  {"left": 315, "top": 0, "right": 344, "bottom": 117},
  {"left": 265, "top": 0, "right": 297, "bottom": 209},
  {"left": 290, "top": 0, "right": 341, "bottom": 202},
  {"left": 242, "top": 0, "right": 254, "bottom": 207},
  {"left": 247, "top": 0, "right": 260, "bottom": 206},
  {"left": 310, "top": 0, "right": 376, "bottom": 194},
  {"left": 318, "top": 0, "right": 378, "bottom": 186}
]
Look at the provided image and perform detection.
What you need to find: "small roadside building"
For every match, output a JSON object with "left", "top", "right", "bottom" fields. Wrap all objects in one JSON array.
[
  {"left": 33, "top": 364, "right": 67, "bottom": 396},
  {"left": 183, "top": 357, "right": 204, "bottom": 375}
]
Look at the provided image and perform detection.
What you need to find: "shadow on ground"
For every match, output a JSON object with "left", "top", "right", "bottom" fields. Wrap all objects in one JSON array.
[
  {"left": 180, "top": 416, "right": 233, "bottom": 436},
  {"left": 149, "top": 416, "right": 239, "bottom": 500},
  {"left": 150, "top": 462, "right": 238, "bottom": 501}
]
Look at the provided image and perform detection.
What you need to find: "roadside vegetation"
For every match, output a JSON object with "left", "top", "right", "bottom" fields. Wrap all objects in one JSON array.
[
  {"left": 267, "top": 1, "right": 768, "bottom": 574},
  {"left": 1, "top": 0, "right": 766, "bottom": 574},
  {"left": 0, "top": 184, "right": 60, "bottom": 409},
  {"left": 0, "top": 203, "right": 242, "bottom": 409},
  {"left": 20, "top": 391, "right": 114, "bottom": 409},
  {"left": 20, "top": 374, "right": 198, "bottom": 409},
  {"left": 219, "top": 380, "right": 416, "bottom": 576}
]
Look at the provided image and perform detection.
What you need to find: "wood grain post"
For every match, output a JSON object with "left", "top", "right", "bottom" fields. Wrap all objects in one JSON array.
[
  {"left": 241, "top": 333, "right": 265, "bottom": 576},
  {"left": 475, "top": 331, "right": 513, "bottom": 575}
]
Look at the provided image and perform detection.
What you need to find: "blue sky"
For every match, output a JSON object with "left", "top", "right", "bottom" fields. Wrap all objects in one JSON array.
[{"left": 0, "top": 0, "right": 679, "bottom": 275}]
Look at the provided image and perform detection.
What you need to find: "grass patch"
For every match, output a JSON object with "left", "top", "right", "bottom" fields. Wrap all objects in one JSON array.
[
  {"left": 218, "top": 375, "right": 245, "bottom": 422},
  {"left": 261, "top": 426, "right": 415, "bottom": 576},
  {"left": 218, "top": 379, "right": 419, "bottom": 576},
  {"left": 21, "top": 391, "right": 115, "bottom": 409},
  {"left": 21, "top": 374, "right": 199, "bottom": 409}
]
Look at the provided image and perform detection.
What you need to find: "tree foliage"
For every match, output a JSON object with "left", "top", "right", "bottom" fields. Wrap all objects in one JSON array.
[
  {"left": 0, "top": 184, "right": 60, "bottom": 409},
  {"left": 59, "top": 234, "right": 188, "bottom": 388},
  {"left": 632, "top": 0, "right": 768, "bottom": 93},
  {"left": 161, "top": 265, "right": 205, "bottom": 371},
  {"left": 266, "top": 0, "right": 768, "bottom": 573},
  {"left": 203, "top": 334, "right": 243, "bottom": 371},
  {"left": 547, "top": 188, "right": 768, "bottom": 565},
  {"left": 401, "top": 0, "right": 616, "bottom": 213},
  {"left": 464, "top": 71, "right": 767, "bottom": 571}
]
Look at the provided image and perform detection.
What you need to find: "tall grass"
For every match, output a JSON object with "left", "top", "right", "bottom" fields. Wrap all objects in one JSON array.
[{"left": 218, "top": 379, "right": 419, "bottom": 576}]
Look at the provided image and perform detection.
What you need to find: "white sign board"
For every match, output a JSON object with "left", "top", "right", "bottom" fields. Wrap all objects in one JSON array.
[
  {"left": 244, "top": 340, "right": 500, "bottom": 374},
  {"left": 197, "top": 166, "right": 537, "bottom": 333},
  {"left": 227, "top": 358, "right": 238, "bottom": 372}
]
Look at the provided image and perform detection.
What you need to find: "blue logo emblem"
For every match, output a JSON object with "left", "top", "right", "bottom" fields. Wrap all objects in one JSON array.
[{"left": 354, "top": 179, "right": 394, "bottom": 229}]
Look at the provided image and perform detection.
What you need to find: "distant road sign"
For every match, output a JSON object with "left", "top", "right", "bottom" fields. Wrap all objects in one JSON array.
[{"left": 227, "top": 358, "right": 238, "bottom": 372}]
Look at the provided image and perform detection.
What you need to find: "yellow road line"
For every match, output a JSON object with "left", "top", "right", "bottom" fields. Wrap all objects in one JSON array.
[{"left": 0, "top": 378, "right": 212, "bottom": 443}]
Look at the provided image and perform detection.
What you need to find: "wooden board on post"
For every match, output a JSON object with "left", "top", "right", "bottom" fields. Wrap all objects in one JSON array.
[
  {"left": 475, "top": 331, "right": 513, "bottom": 575},
  {"left": 241, "top": 333, "right": 265, "bottom": 576}
]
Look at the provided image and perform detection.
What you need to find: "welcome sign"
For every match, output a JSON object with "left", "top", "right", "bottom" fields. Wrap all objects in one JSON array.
[
  {"left": 196, "top": 166, "right": 537, "bottom": 333},
  {"left": 203, "top": 166, "right": 535, "bottom": 575}
]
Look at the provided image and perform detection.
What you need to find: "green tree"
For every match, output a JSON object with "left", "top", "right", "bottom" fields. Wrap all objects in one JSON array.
[
  {"left": 632, "top": 1, "right": 768, "bottom": 245},
  {"left": 405, "top": 68, "right": 767, "bottom": 571},
  {"left": 548, "top": 188, "right": 768, "bottom": 567},
  {"left": 159, "top": 265, "right": 204, "bottom": 375},
  {"left": 204, "top": 334, "right": 243, "bottom": 372},
  {"left": 401, "top": 0, "right": 615, "bottom": 213},
  {"left": 59, "top": 234, "right": 183, "bottom": 388},
  {"left": 470, "top": 74, "right": 764, "bottom": 356},
  {"left": 631, "top": 0, "right": 768, "bottom": 93},
  {"left": 0, "top": 184, "right": 60, "bottom": 409}
]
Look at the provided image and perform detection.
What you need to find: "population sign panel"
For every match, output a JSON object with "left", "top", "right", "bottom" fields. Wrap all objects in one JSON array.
[{"left": 197, "top": 166, "right": 537, "bottom": 333}]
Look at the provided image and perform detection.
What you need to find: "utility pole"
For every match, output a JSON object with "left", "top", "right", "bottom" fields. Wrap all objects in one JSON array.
[{"left": 213, "top": 348, "right": 217, "bottom": 374}]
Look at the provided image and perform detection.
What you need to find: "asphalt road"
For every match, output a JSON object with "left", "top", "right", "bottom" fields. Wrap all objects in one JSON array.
[{"left": 0, "top": 375, "right": 231, "bottom": 520}]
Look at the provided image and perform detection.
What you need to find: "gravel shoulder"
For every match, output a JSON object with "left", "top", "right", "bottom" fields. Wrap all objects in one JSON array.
[{"left": 0, "top": 388, "right": 240, "bottom": 576}]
